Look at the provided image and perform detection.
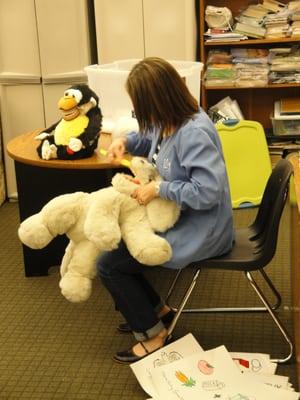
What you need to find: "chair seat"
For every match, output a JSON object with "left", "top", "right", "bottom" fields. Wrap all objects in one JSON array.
[{"left": 190, "top": 227, "right": 268, "bottom": 271}]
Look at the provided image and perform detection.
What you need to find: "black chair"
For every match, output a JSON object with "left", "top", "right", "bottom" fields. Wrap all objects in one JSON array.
[{"left": 166, "top": 158, "right": 294, "bottom": 363}]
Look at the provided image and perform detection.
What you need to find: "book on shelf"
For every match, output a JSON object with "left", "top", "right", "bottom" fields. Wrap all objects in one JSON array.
[
  {"left": 262, "top": 0, "right": 286, "bottom": 13},
  {"left": 280, "top": 98, "right": 300, "bottom": 115},
  {"left": 288, "top": 0, "right": 300, "bottom": 11},
  {"left": 234, "top": 21, "right": 266, "bottom": 38},
  {"left": 274, "top": 100, "right": 300, "bottom": 119},
  {"left": 242, "top": 4, "right": 269, "bottom": 19}
]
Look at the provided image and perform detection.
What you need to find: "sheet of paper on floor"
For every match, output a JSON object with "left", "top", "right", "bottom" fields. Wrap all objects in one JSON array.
[
  {"left": 229, "top": 351, "right": 277, "bottom": 375},
  {"left": 130, "top": 334, "right": 299, "bottom": 400},
  {"left": 130, "top": 333, "right": 203, "bottom": 398},
  {"left": 149, "top": 345, "right": 300, "bottom": 400}
]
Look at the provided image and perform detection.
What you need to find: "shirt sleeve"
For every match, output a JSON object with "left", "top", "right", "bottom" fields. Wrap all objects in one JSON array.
[
  {"left": 159, "top": 126, "right": 228, "bottom": 210},
  {"left": 125, "top": 131, "right": 152, "bottom": 156}
]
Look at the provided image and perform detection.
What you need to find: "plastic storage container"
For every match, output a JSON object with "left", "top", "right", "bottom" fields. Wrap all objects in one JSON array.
[
  {"left": 271, "top": 116, "right": 300, "bottom": 136},
  {"left": 85, "top": 59, "right": 203, "bottom": 123}
]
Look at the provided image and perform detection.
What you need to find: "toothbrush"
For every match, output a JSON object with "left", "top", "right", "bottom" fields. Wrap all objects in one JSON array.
[{"left": 99, "top": 148, "right": 131, "bottom": 168}]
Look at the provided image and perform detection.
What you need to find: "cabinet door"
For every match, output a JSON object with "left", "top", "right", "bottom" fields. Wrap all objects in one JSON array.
[
  {"left": 35, "top": 0, "right": 91, "bottom": 77},
  {"left": 94, "top": 0, "right": 144, "bottom": 63},
  {"left": 0, "top": 0, "right": 41, "bottom": 76},
  {"left": 143, "top": 0, "right": 196, "bottom": 60},
  {"left": 0, "top": 84, "right": 45, "bottom": 198}
]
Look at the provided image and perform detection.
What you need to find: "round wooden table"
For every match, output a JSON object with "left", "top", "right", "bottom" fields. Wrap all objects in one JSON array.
[{"left": 7, "top": 130, "right": 128, "bottom": 276}]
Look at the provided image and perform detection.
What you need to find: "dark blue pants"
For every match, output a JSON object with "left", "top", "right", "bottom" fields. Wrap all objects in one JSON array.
[{"left": 96, "top": 241, "right": 165, "bottom": 341}]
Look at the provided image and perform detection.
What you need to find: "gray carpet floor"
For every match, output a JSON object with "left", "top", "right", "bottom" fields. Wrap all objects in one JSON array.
[{"left": 0, "top": 201, "right": 298, "bottom": 399}]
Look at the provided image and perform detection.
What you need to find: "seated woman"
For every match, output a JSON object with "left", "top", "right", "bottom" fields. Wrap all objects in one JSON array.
[{"left": 96, "top": 57, "right": 234, "bottom": 364}]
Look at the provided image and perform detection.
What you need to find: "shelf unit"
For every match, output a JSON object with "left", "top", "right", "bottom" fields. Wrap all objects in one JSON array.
[{"left": 199, "top": 0, "right": 300, "bottom": 132}]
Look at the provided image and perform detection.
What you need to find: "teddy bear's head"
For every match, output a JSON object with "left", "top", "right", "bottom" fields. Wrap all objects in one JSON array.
[{"left": 129, "top": 157, "right": 159, "bottom": 184}]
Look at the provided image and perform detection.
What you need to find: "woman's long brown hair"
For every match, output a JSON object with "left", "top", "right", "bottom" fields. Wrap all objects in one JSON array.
[{"left": 125, "top": 57, "right": 199, "bottom": 135}]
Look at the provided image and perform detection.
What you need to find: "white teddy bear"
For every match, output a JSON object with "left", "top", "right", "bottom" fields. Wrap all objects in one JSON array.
[{"left": 18, "top": 157, "right": 180, "bottom": 303}]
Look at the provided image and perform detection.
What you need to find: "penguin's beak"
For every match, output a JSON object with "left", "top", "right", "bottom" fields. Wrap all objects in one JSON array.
[{"left": 58, "top": 96, "right": 80, "bottom": 121}]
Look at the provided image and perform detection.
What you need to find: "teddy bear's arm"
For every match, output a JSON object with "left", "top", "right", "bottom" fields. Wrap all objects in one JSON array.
[{"left": 111, "top": 173, "right": 140, "bottom": 196}]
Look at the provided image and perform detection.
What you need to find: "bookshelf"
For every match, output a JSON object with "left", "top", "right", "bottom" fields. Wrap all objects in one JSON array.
[{"left": 200, "top": 0, "right": 300, "bottom": 133}]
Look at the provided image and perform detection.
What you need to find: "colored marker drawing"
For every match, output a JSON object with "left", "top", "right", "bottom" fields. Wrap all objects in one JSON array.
[
  {"left": 153, "top": 351, "right": 183, "bottom": 367},
  {"left": 198, "top": 359, "right": 214, "bottom": 375},
  {"left": 175, "top": 370, "right": 196, "bottom": 387}
]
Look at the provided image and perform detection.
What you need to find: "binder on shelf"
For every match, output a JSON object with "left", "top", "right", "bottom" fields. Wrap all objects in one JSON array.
[{"left": 280, "top": 98, "right": 300, "bottom": 115}]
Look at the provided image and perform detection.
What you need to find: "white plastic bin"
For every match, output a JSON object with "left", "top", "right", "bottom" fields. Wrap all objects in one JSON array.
[
  {"left": 271, "top": 116, "right": 300, "bottom": 136},
  {"left": 85, "top": 59, "right": 203, "bottom": 124}
]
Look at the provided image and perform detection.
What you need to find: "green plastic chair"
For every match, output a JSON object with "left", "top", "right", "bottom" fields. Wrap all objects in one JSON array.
[{"left": 216, "top": 120, "right": 272, "bottom": 209}]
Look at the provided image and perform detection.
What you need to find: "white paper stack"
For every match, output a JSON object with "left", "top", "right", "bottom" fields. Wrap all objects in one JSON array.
[{"left": 130, "top": 333, "right": 299, "bottom": 400}]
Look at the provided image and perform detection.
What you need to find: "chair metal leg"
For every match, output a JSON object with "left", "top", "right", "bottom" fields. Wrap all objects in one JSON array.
[
  {"left": 258, "top": 269, "right": 282, "bottom": 310},
  {"left": 166, "top": 268, "right": 281, "bottom": 313},
  {"left": 246, "top": 271, "right": 294, "bottom": 363},
  {"left": 167, "top": 269, "right": 201, "bottom": 338},
  {"left": 165, "top": 269, "right": 183, "bottom": 304}
]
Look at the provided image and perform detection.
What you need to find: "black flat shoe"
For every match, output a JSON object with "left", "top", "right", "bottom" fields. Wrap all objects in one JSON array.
[
  {"left": 113, "top": 336, "right": 173, "bottom": 364},
  {"left": 117, "top": 309, "right": 176, "bottom": 333}
]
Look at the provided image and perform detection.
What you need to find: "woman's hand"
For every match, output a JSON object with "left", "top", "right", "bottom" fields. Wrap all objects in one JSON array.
[
  {"left": 132, "top": 181, "right": 158, "bottom": 205},
  {"left": 107, "top": 137, "right": 127, "bottom": 162}
]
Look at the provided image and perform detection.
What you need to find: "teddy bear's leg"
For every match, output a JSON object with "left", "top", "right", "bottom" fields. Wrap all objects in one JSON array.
[
  {"left": 120, "top": 208, "right": 173, "bottom": 266},
  {"left": 18, "top": 214, "right": 54, "bottom": 249},
  {"left": 146, "top": 198, "right": 180, "bottom": 232},
  {"left": 59, "top": 240, "right": 99, "bottom": 303},
  {"left": 60, "top": 241, "right": 74, "bottom": 277}
]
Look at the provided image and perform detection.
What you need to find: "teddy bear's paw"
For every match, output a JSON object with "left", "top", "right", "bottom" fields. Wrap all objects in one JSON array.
[
  {"left": 18, "top": 217, "right": 54, "bottom": 249},
  {"left": 133, "top": 240, "right": 172, "bottom": 266},
  {"left": 59, "top": 274, "right": 92, "bottom": 303}
]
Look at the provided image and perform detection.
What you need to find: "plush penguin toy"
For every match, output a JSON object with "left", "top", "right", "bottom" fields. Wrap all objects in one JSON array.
[{"left": 36, "top": 84, "right": 102, "bottom": 160}]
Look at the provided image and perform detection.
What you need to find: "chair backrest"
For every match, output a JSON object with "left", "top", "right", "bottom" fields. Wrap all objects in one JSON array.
[
  {"left": 216, "top": 120, "right": 272, "bottom": 208},
  {"left": 249, "top": 158, "right": 293, "bottom": 266}
]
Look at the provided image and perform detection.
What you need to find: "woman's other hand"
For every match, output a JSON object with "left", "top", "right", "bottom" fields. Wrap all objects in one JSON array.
[
  {"left": 132, "top": 181, "right": 158, "bottom": 205},
  {"left": 107, "top": 137, "right": 127, "bottom": 162}
]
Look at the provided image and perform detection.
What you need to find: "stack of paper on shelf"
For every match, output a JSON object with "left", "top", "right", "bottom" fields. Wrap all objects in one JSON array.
[
  {"left": 269, "top": 47, "right": 300, "bottom": 84},
  {"left": 264, "top": 8, "right": 291, "bottom": 38},
  {"left": 231, "top": 48, "right": 269, "bottom": 86},
  {"left": 131, "top": 334, "right": 300, "bottom": 400},
  {"left": 291, "top": 20, "right": 300, "bottom": 35},
  {"left": 231, "top": 48, "right": 269, "bottom": 64},
  {"left": 204, "top": 27, "right": 247, "bottom": 42},
  {"left": 205, "top": 50, "right": 236, "bottom": 87}
]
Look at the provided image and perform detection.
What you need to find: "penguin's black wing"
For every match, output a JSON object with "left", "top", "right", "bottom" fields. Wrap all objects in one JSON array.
[
  {"left": 43, "top": 120, "right": 61, "bottom": 134},
  {"left": 77, "top": 107, "right": 103, "bottom": 149}
]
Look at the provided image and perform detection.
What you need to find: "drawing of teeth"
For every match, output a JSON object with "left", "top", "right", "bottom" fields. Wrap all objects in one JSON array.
[{"left": 198, "top": 360, "right": 214, "bottom": 375}]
